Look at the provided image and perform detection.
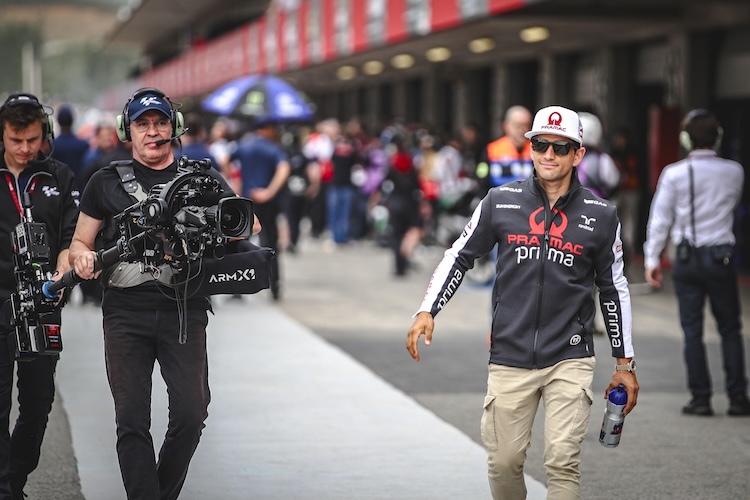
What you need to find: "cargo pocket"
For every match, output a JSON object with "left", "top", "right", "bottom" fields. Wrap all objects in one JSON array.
[
  {"left": 566, "top": 386, "right": 594, "bottom": 442},
  {"left": 480, "top": 395, "right": 498, "bottom": 451}
]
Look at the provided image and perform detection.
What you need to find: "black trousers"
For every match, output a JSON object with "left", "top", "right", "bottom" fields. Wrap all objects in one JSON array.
[
  {"left": 284, "top": 194, "right": 308, "bottom": 248},
  {"left": 103, "top": 307, "right": 210, "bottom": 500},
  {"left": 673, "top": 245, "right": 749, "bottom": 399},
  {"left": 254, "top": 202, "right": 281, "bottom": 292},
  {"left": 0, "top": 330, "right": 57, "bottom": 500}
]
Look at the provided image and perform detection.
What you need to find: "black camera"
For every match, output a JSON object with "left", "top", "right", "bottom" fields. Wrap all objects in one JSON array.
[
  {"left": 46, "top": 157, "right": 272, "bottom": 300},
  {"left": 119, "top": 157, "right": 254, "bottom": 264},
  {"left": 13, "top": 220, "right": 50, "bottom": 266},
  {"left": 3, "top": 195, "right": 62, "bottom": 359}
]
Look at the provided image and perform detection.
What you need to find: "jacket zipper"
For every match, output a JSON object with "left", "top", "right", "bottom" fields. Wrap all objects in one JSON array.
[{"left": 531, "top": 200, "right": 553, "bottom": 368}]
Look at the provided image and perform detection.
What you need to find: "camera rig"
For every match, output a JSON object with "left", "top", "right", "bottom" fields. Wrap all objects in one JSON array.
[
  {"left": 46, "top": 156, "right": 272, "bottom": 300},
  {"left": 6, "top": 157, "right": 271, "bottom": 357},
  {"left": 3, "top": 193, "right": 63, "bottom": 358},
  {"left": 118, "top": 156, "right": 255, "bottom": 265}
]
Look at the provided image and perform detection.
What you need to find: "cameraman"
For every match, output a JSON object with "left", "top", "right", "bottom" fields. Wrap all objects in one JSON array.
[
  {"left": 0, "top": 93, "right": 79, "bottom": 499},
  {"left": 69, "top": 88, "right": 258, "bottom": 500}
]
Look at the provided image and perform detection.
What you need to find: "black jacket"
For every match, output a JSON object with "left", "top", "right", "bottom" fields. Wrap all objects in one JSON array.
[
  {"left": 0, "top": 152, "right": 80, "bottom": 302},
  {"left": 418, "top": 169, "right": 633, "bottom": 369}
]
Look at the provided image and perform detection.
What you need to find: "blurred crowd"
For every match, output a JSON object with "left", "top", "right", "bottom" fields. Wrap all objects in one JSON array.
[{"left": 50, "top": 103, "right": 645, "bottom": 290}]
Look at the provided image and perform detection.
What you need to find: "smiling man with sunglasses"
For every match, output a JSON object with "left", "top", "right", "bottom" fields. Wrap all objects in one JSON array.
[{"left": 407, "top": 105, "right": 638, "bottom": 499}]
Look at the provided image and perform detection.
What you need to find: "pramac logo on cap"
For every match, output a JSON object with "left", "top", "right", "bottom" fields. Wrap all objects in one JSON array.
[{"left": 542, "top": 112, "right": 567, "bottom": 134}]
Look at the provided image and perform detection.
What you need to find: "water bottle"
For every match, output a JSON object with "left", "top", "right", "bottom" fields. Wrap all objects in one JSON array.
[{"left": 599, "top": 384, "right": 627, "bottom": 448}]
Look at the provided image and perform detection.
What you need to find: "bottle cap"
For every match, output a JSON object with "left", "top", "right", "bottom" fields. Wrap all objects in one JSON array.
[{"left": 608, "top": 384, "right": 628, "bottom": 405}]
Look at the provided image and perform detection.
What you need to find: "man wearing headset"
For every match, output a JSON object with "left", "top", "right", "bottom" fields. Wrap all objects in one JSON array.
[
  {"left": 69, "top": 88, "right": 260, "bottom": 499},
  {"left": 0, "top": 93, "right": 79, "bottom": 499},
  {"left": 644, "top": 109, "right": 750, "bottom": 417}
]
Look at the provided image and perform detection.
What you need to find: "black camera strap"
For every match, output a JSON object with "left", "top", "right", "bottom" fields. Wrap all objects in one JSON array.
[{"left": 114, "top": 161, "right": 148, "bottom": 201}]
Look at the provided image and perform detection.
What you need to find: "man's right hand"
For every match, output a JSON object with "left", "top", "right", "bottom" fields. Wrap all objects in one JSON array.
[
  {"left": 73, "top": 251, "right": 102, "bottom": 280},
  {"left": 644, "top": 266, "right": 662, "bottom": 289},
  {"left": 406, "top": 311, "right": 434, "bottom": 362}
]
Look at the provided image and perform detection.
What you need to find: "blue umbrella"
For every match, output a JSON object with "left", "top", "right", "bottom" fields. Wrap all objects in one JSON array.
[{"left": 202, "top": 74, "right": 315, "bottom": 123}]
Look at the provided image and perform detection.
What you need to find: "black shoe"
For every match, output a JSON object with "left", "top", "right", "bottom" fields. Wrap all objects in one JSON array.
[
  {"left": 682, "top": 398, "right": 714, "bottom": 416},
  {"left": 728, "top": 394, "right": 750, "bottom": 416}
]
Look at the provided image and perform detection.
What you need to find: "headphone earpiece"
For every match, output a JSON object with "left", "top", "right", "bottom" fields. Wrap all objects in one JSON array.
[
  {"left": 44, "top": 114, "right": 55, "bottom": 142},
  {"left": 679, "top": 130, "right": 693, "bottom": 151},
  {"left": 115, "top": 113, "right": 129, "bottom": 143},
  {"left": 173, "top": 110, "right": 185, "bottom": 138}
]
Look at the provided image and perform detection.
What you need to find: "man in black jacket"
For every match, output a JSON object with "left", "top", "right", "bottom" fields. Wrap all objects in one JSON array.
[
  {"left": 407, "top": 105, "right": 639, "bottom": 500},
  {"left": 0, "top": 93, "right": 79, "bottom": 500}
]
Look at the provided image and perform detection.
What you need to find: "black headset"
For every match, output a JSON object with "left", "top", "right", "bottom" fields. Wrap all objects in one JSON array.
[
  {"left": 116, "top": 87, "right": 185, "bottom": 143},
  {"left": 0, "top": 93, "right": 55, "bottom": 142},
  {"left": 679, "top": 108, "right": 723, "bottom": 151}
]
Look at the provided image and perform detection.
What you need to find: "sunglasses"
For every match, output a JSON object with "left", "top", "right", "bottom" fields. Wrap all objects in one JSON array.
[{"left": 530, "top": 137, "right": 578, "bottom": 156}]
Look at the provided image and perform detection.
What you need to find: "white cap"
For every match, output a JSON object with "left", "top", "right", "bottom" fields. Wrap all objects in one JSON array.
[
  {"left": 578, "top": 112, "right": 602, "bottom": 148},
  {"left": 525, "top": 105, "right": 583, "bottom": 146}
]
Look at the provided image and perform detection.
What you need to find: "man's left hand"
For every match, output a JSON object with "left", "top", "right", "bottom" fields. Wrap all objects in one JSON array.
[{"left": 605, "top": 371, "right": 639, "bottom": 415}]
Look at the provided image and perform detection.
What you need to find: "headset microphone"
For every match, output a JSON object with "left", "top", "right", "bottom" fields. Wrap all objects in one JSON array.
[
  {"left": 151, "top": 128, "right": 189, "bottom": 146},
  {"left": 28, "top": 139, "right": 56, "bottom": 167}
]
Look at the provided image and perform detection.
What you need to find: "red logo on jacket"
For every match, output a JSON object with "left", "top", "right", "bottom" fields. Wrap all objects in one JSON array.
[{"left": 506, "top": 206, "right": 583, "bottom": 257}]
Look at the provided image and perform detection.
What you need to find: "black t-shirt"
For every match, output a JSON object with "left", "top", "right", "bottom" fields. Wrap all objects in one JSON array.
[
  {"left": 286, "top": 145, "right": 311, "bottom": 197},
  {"left": 331, "top": 137, "right": 361, "bottom": 187},
  {"left": 80, "top": 158, "right": 231, "bottom": 311}
]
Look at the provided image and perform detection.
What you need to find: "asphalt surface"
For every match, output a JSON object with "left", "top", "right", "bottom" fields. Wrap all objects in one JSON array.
[
  {"left": 277, "top": 239, "right": 750, "bottom": 500},
  {"left": 17, "top": 235, "right": 750, "bottom": 499}
]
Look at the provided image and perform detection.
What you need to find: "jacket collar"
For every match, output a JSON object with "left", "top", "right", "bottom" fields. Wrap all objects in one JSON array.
[{"left": 528, "top": 167, "right": 583, "bottom": 208}]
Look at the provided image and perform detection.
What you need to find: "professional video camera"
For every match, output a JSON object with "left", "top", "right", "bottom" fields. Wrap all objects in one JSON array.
[
  {"left": 48, "top": 156, "right": 272, "bottom": 298},
  {"left": 3, "top": 193, "right": 63, "bottom": 359},
  {"left": 117, "top": 156, "right": 254, "bottom": 265}
]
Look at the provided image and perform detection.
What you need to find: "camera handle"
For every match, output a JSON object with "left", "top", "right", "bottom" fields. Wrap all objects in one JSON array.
[{"left": 43, "top": 232, "right": 147, "bottom": 297}]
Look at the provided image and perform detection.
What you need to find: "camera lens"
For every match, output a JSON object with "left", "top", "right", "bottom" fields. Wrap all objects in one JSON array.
[
  {"left": 221, "top": 206, "right": 245, "bottom": 235},
  {"left": 216, "top": 198, "right": 253, "bottom": 238}
]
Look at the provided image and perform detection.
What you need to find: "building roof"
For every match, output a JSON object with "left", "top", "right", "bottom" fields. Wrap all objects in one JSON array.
[
  {"left": 105, "top": 0, "right": 271, "bottom": 65},
  {"left": 102, "top": 0, "right": 750, "bottom": 104}
]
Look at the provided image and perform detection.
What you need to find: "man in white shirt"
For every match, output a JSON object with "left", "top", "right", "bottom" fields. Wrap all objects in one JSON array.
[{"left": 644, "top": 108, "right": 750, "bottom": 417}]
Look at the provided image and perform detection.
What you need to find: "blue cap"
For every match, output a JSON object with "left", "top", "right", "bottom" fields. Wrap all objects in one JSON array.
[{"left": 127, "top": 92, "right": 172, "bottom": 121}]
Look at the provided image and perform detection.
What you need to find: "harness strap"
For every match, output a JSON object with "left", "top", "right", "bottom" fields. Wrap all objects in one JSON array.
[
  {"left": 105, "top": 161, "right": 174, "bottom": 288},
  {"left": 114, "top": 161, "right": 149, "bottom": 202}
]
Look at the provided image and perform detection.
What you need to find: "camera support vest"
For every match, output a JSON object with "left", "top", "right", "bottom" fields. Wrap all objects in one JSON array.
[{"left": 103, "top": 161, "right": 175, "bottom": 288}]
